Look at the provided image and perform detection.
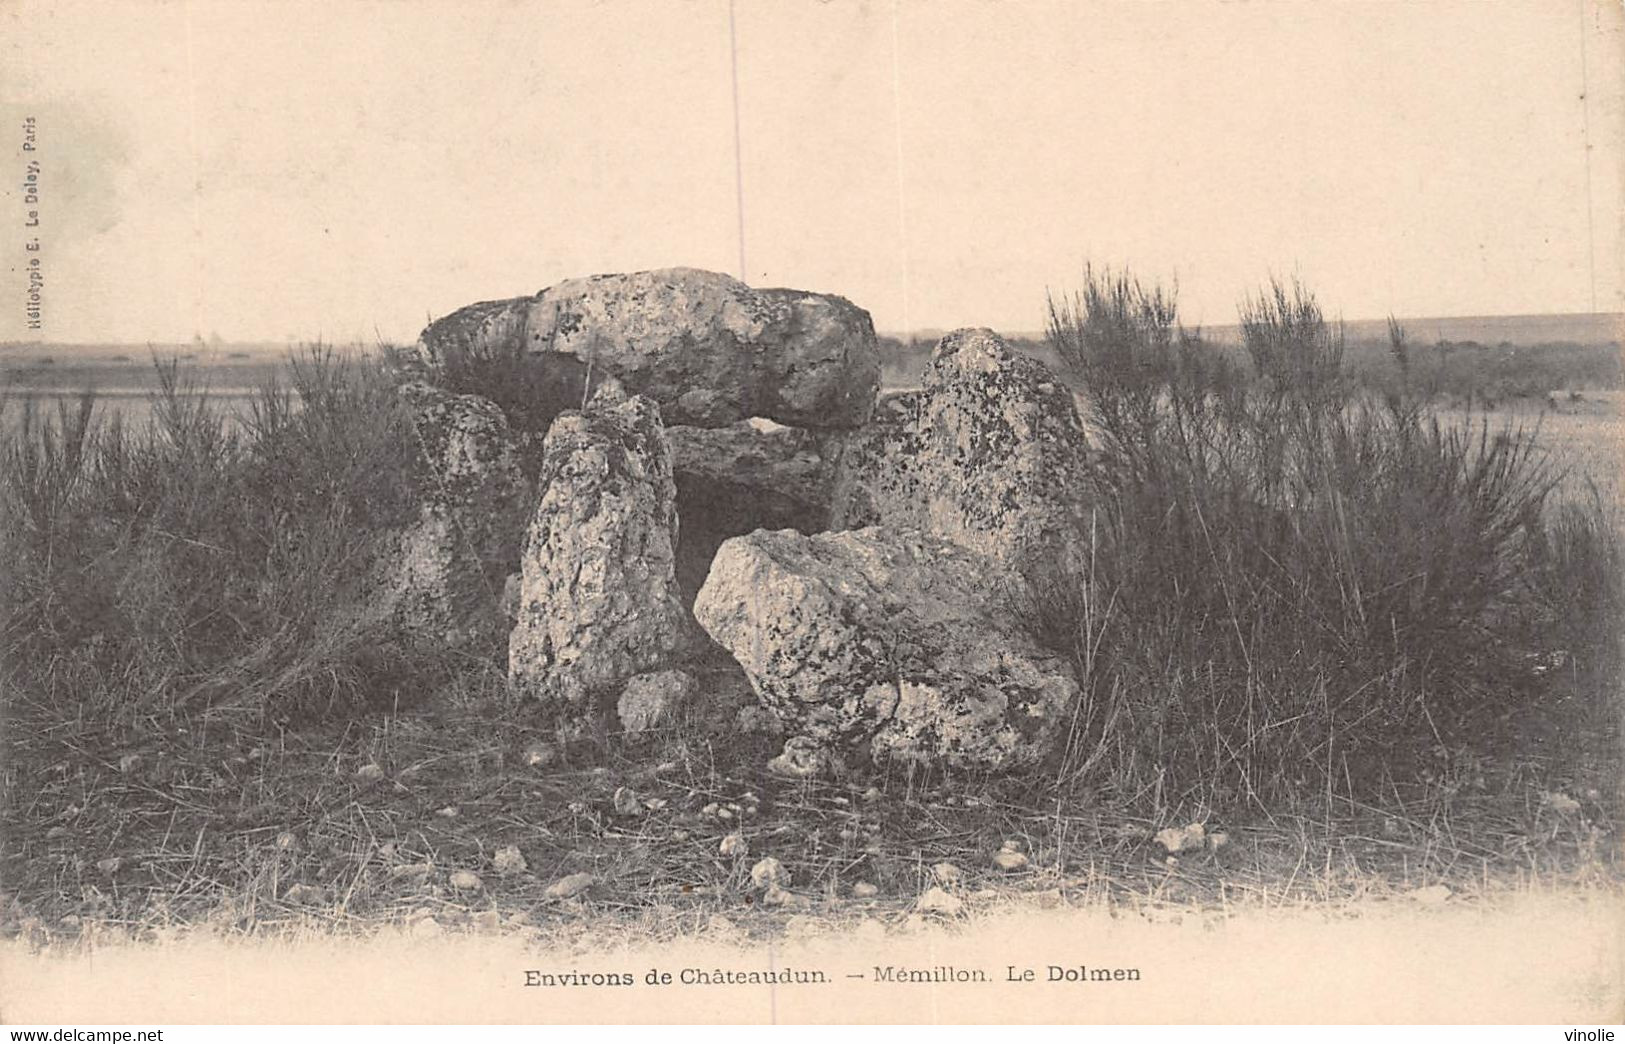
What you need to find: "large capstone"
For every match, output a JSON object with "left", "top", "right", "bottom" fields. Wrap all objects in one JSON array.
[
  {"left": 508, "top": 382, "right": 701, "bottom": 713},
  {"left": 382, "top": 382, "right": 529, "bottom": 645},
  {"left": 829, "top": 328, "right": 1094, "bottom": 582},
  {"left": 692, "top": 526, "right": 1079, "bottom": 772},
  {"left": 417, "top": 267, "right": 881, "bottom": 430}
]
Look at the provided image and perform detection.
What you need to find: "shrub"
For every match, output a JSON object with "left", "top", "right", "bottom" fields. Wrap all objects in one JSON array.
[
  {"left": 1042, "top": 270, "right": 1591, "bottom": 811},
  {"left": 0, "top": 348, "right": 435, "bottom": 727}
]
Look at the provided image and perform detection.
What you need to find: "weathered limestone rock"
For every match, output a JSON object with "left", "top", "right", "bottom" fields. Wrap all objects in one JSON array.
[
  {"left": 508, "top": 382, "right": 701, "bottom": 710},
  {"left": 417, "top": 268, "right": 881, "bottom": 430},
  {"left": 384, "top": 383, "right": 529, "bottom": 644},
  {"left": 617, "top": 669, "right": 699, "bottom": 733},
  {"left": 829, "top": 328, "right": 1093, "bottom": 582},
  {"left": 666, "top": 418, "right": 842, "bottom": 603},
  {"left": 692, "top": 527, "right": 1079, "bottom": 771}
]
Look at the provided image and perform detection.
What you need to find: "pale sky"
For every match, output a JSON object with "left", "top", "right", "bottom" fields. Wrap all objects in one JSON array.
[{"left": 2, "top": 0, "right": 1621, "bottom": 345}]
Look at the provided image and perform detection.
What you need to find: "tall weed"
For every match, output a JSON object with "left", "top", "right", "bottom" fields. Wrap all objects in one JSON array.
[{"left": 1044, "top": 271, "right": 1591, "bottom": 810}]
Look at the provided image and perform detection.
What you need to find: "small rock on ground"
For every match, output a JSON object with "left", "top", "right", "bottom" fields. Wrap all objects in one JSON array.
[
  {"left": 915, "top": 887, "right": 964, "bottom": 917},
  {"left": 545, "top": 872, "right": 596, "bottom": 899}
]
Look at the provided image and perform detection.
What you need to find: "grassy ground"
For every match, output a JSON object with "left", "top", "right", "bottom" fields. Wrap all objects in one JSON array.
[
  {"left": 2, "top": 321, "right": 1622, "bottom": 960},
  {"left": 2, "top": 640, "right": 1617, "bottom": 953}
]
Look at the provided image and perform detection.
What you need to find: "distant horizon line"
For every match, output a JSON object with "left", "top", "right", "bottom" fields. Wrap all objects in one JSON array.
[{"left": 3, "top": 308, "right": 1621, "bottom": 352}]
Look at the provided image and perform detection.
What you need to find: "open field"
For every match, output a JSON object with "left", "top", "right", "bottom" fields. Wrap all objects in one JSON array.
[{"left": 3, "top": 307, "right": 1621, "bottom": 992}]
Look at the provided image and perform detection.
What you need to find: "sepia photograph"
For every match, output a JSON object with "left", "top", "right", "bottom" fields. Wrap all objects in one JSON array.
[{"left": 1, "top": 0, "right": 1622, "bottom": 1028}]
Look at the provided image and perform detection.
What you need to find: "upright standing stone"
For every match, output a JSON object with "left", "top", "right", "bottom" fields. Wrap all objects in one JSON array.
[
  {"left": 508, "top": 382, "right": 700, "bottom": 713},
  {"left": 829, "top": 328, "right": 1094, "bottom": 582}
]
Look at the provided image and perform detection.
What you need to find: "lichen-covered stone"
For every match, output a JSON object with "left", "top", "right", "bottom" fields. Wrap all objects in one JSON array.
[
  {"left": 508, "top": 382, "right": 701, "bottom": 711},
  {"left": 616, "top": 668, "right": 698, "bottom": 733},
  {"left": 692, "top": 527, "right": 1078, "bottom": 771},
  {"left": 416, "top": 268, "right": 881, "bottom": 430},
  {"left": 382, "top": 382, "right": 529, "bottom": 645},
  {"left": 829, "top": 329, "right": 1093, "bottom": 582}
]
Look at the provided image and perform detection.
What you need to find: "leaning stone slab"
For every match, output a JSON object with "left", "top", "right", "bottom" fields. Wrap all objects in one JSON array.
[
  {"left": 692, "top": 526, "right": 1078, "bottom": 772},
  {"left": 381, "top": 382, "right": 529, "bottom": 645},
  {"left": 417, "top": 267, "right": 881, "bottom": 430},
  {"left": 829, "top": 328, "right": 1094, "bottom": 582},
  {"left": 508, "top": 382, "right": 701, "bottom": 711}
]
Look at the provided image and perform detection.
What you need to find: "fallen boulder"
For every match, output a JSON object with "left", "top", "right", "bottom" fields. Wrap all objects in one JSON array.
[
  {"left": 508, "top": 381, "right": 701, "bottom": 713},
  {"left": 692, "top": 526, "right": 1078, "bottom": 771},
  {"left": 829, "top": 328, "right": 1093, "bottom": 582},
  {"left": 417, "top": 268, "right": 881, "bottom": 430}
]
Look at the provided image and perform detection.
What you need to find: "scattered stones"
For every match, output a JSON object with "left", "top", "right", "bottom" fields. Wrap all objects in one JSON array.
[
  {"left": 95, "top": 857, "right": 121, "bottom": 876},
  {"left": 472, "top": 910, "right": 503, "bottom": 932},
  {"left": 449, "top": 870, "right": 483, "bottom": 892},
  {"left": 992, "top": 848, "right": 1030, "bottom": 872},
  {"left": 416, "top": 268, "right": 881, "bottom": 430},
  {"left": 492, "top": 846, "right": 528, "bottom": 876},
  {"left": 828, "top": 328, "right": 1093, "bottom": 582},
  {"left": 1154, "top": 823, "right": 1207, "bottom": 854},
  {"left": 932, "top": 863, "right": 964, "bottom": 887},
  {"left": 436, "top": 806, "right": 460, "bottom": 819},
  {"left": 355, "top": 763, "right": 386, "bottom": 783},
  {"left": 767, "top": 736, "right": 837, "bottom": 780},
  {"left": 694, "top": 527, "right": 1079, "bottom": 771},
  {"left": 761, "top": 885, "right": 798, "bottom": 909},
  {"left": 545, "top": 872, "right": 597, "bottom": 900},
  {"left": 508, "top": 383, "right": 701, "bottom": 713},
  {"left": 1208, "top": 831, "right": 1230, "bottom": 851},
  {"left": 617, "top": 669, "right": 698, "bottom": 733},
  {"left": 282, "top": 883, "right": 324, "bottom": 904},
  {"left": 914, "top": 887, "right": 964, "bottom": 917},
  {"left": 44, "top": 827, "right": 69, "bottom": 841},
  {"left": 749, "top": 857, "right": 788, "bottom": 891},
  {"left": 410, "top": 916, "right": 444, "bottom": 939},
  {"left": 523, "top": 740, "right": 560, "bottom": 769},
  {"left": 719, "top": 833, "right": 749, "bottom": 858},
  {"left": 851, "top": 881, "right": 879, "bottom": 899},
  {"left": 116, "top": 754, "right": 142, "bottom": 774}
]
